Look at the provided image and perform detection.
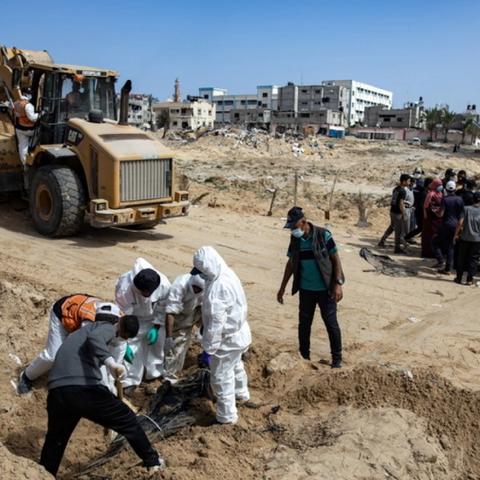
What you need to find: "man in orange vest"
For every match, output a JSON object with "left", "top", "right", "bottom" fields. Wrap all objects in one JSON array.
[
  {"left": 13, "top": 86, "right": 39, "bottom": 168},
  {"left": 17, "top": 295, "right": 126, "bottom": 394}
]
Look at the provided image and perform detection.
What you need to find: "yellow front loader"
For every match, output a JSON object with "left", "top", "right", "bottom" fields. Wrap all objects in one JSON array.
[{"left": 0, "top": 46, "right": 189, "bottom": 237}]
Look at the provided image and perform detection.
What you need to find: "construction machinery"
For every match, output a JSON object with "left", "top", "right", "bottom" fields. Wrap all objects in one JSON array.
[{"left": 0, "top": 46, "right": 189, "bottom": 237}]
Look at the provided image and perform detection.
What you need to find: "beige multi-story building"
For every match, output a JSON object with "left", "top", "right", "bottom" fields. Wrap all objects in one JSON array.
[
  {"left": 364, "top": 104, "right": 424, "bottom": 129},
  {"left": 322, "top": 79, "right": 393, "bottom": 125},
  {"left": 153, "top": 98, "right": 215, "bottom": 130},
  {"left": 278, "top": 84, "right": 349, "bottom": 114}
]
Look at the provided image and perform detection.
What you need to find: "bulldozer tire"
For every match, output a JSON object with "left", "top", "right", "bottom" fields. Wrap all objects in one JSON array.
[{"left": 29, "top": 165, "right": 85, "bottom": 237}]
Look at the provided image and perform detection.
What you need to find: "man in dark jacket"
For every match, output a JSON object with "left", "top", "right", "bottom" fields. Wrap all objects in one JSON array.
[
  {"left": 276, "top": 207, "right": 344, "bottom": 368},
  {"left": 39, "top": 304, "right": 163, "bottom": 477}
]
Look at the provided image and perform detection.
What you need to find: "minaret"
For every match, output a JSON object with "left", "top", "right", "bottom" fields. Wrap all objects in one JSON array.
[{"left": 173, "top": 78, "right": 181, "bottom": 103}]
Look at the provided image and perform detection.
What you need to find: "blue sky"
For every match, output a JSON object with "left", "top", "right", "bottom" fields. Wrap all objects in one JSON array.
[{"left": 5, "top": 0, "right": 479, "bottom": 111}]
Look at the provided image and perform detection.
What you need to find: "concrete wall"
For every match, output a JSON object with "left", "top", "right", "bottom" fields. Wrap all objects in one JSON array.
[{"left": 350, "top": 126, "right": 476, "bottom": 144}]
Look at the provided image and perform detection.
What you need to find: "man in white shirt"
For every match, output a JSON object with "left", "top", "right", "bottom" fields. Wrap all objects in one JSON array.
[{"left": 13, "top": 86, "right": 39, "bottom": 168}]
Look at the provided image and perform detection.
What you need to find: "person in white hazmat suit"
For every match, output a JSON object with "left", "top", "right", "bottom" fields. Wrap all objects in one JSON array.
[
  {"left": 115, "top": 258, "right": 171, "bottom": 395},
  {"left": 163, "top": 274, "right": 205, "bottom": 382},
  {"left": 191, "top": 246, "right": 251, "bottom": 425}
]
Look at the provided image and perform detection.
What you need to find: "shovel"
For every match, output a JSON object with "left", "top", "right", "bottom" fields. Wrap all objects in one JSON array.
[{"left": 104, "top": 368, "right": 126, "bottom": 441}]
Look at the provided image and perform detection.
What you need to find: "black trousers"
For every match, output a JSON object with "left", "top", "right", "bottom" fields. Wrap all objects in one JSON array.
[
  {"left": 455, "top": 240, "right": 480, "bottom": 281},
  {"left": 298, "top": 289, "right": 342, "bottom": 361},
  {"left": 39, "top": 385, "right": 159, "bottom": 477}
]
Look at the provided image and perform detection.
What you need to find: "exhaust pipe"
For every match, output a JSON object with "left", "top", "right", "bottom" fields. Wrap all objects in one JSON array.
[{"left": 118, "top": 79, "right": 132, "bottom": 126}]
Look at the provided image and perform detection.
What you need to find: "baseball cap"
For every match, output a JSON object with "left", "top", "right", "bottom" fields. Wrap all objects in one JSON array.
[
  {"left": 473, "top": 191, "right": 480, "bottom": 202},
  {"left": 445, "top": 168, "right": 456, "bottom": 176},
  {"left": 95, "top": 302, "right": 122, "bottom": 317},
  {"left": 284, "top": 207, "right": 305, "bottom": 228},
  {"left": 133, "top": 268, "right": 160, "bottom": 294},
  {"left": 21, "top": 86, "right": 32, "bottom": 95},
  {"left": 446, "top": 181, "right": 456, "bottom": 192}
]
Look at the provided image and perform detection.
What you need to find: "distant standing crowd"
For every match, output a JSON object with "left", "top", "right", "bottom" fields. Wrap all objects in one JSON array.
[{"left": 379, "top": 168, "right": 480, "bottom": 284}]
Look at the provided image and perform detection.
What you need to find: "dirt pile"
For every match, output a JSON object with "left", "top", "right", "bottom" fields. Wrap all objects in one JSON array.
[{"left": 1, "top": 136, "right": 480, "bottom": 479}]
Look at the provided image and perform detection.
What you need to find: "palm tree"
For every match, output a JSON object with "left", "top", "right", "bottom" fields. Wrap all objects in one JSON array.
[
  {"left": 460, "top": 118, "right": 473, "bottom": 144},
  {"left": 423, "top": 108, "right": 441, "bottom": 142},
  {"left": 440, "top": 110, "right": 456, "bottom": 143}
]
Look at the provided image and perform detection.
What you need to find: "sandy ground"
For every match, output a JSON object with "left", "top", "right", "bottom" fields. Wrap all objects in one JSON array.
[{"left": 1, "top": 134, "right": 480, "bottom": 479}]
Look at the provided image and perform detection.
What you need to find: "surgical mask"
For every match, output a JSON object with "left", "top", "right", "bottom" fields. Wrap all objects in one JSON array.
[
  {"left": 291, "top": 228, "right": 304, "bottom": 238},
  {"left": 199, "top": 273, "right": 209, "bottom": 281},
  {"left": 437, "top": 186, "right": 444, "bottom": 192},
  {"left": 26, "top": 94, "right": 32, "bottom": 101}
]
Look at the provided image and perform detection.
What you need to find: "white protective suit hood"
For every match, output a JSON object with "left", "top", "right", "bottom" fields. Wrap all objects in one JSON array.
[
  {"left": 115, "top": 257, "right": 171, "bottom": 324},
  {"left": 193, "top": 247, "right": 251, "bottom": 354},
  {"left": 167, "top": 273, "right": 205, "bottom": 317}
]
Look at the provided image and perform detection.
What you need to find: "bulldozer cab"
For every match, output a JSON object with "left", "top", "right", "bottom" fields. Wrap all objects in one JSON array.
[{"left": 28, "top": 68, "right": 118, "bottom": 146}]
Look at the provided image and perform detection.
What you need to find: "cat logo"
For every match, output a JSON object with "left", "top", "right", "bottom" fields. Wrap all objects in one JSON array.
[{"left": 66, "top": 128, "right": 84, "bottom": 146}]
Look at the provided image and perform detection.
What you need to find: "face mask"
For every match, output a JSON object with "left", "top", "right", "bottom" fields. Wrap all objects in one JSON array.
[
  {"left": 291, "top": 228, "right": 304, "bottom": 238},
  {"left": 26, "top": 94, "right": 32, "bottom": 101},
  {"left": 199, "top": 273, "right": 209, "bottom": 281},
  {"left": 437, "top": 186, "right": 444, "bottom": 192}
]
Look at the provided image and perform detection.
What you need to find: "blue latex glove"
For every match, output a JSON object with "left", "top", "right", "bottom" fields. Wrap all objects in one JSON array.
[
  {"left": 124, "top": 344, "right": 134, "bottom": 364},
  {"left": 200, "top": 351, "right": 211, "bottom": 366},
  {"left": 146, "top": 327, "right": 159, "bottom": 345}
]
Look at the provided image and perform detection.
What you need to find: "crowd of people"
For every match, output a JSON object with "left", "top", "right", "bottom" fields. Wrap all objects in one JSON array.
[
  {"left": 379, "top": 168, "right": 480, "bottom": 284},
  {"left": 17, "top": 246, "right": 252, "bottom": 477}
]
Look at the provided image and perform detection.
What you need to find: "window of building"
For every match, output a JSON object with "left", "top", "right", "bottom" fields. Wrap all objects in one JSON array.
[
  {"left": 262, "top": 103, "right": 267, "bottom": 108},
  {"left": 197, "top": 109, "right": 201, "bottom": 115},
  {"left": 300, "top": 113, "right": 310, "bottom": 118},
  {"left": 203, "top": 94, "right": 209, "bottom": 99},
  {"left": 262, "top": 92, "right": 268, "bottom": 98},
  {"left": 173, "top": 121, "right": 178, "bottom": 126},
  {"left": 225, "top": 100, "right": 234, "bottom": 106},
  {"left": 301, "top": 101, "right": 308, "bottom": 105},
  {"left": 234, "top": 113, "right": 240, "bottom": 118},
  {"left": 314, "top": 90, "right": 321, "bottom": 94},
  {"left": 383, "top": 117, "right": 391, "bottom": 122},
  {"left": 182, "top": 122, "right": 188, "bottom": 128},
  {"left": 248, "top": 100, "right": 257, "bottom": 105},
  {"left": 240, "top": 100, "right": 246, "bottom": 105},
  {"left": 314, "top": 101, "right": 321, "bottom": 105},
  {"left": 301, "top": 89, "right": 307, "bottom": 93},
  {"left": 397, "top": 117, "right": 403, "bottom": 122}
]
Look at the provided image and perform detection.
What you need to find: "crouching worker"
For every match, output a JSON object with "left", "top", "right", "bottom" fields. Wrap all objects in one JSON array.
[
  {"left": 163, "top": 273, "right": 205, "bottom": 382},
  {"left": 18, "top": 294, "right": 127, "bottom": 394},
  {"left": 39, "top": 305, "right": 164, "bottom": 477},
  {"left": 115, "top": 258, "right": 171, "bottom": 395},
  {"left": 191, "top": 246, "right": 251, "bottom": 425}
]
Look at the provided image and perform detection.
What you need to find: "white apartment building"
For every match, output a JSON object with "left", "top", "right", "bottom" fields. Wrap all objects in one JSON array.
[
  {"left": 322, "top": 80, "right": 393, "bottom": 125},
  {"left": 199, "top": 85, "right": 279, "bottom": 124}
]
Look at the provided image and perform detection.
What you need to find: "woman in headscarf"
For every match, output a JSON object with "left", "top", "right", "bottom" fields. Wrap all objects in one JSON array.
[{"left": 421, "top": 178, "right": 444, "bottom": 258}]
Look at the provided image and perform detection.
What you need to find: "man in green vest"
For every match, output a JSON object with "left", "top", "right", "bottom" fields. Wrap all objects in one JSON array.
[{"left": 277, "top": 207, "right": 344, "bottom": 368}]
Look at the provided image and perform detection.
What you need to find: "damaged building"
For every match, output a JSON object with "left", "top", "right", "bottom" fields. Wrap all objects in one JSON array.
[
  {"left": 198, "top": 85, "right": 279, "bottom": 124},
  {"left": 322, "top": 79, "right": 393, "bottom": 125},
  {"left": 154, "top": 79, "right": 215, "bottom": 130}
]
